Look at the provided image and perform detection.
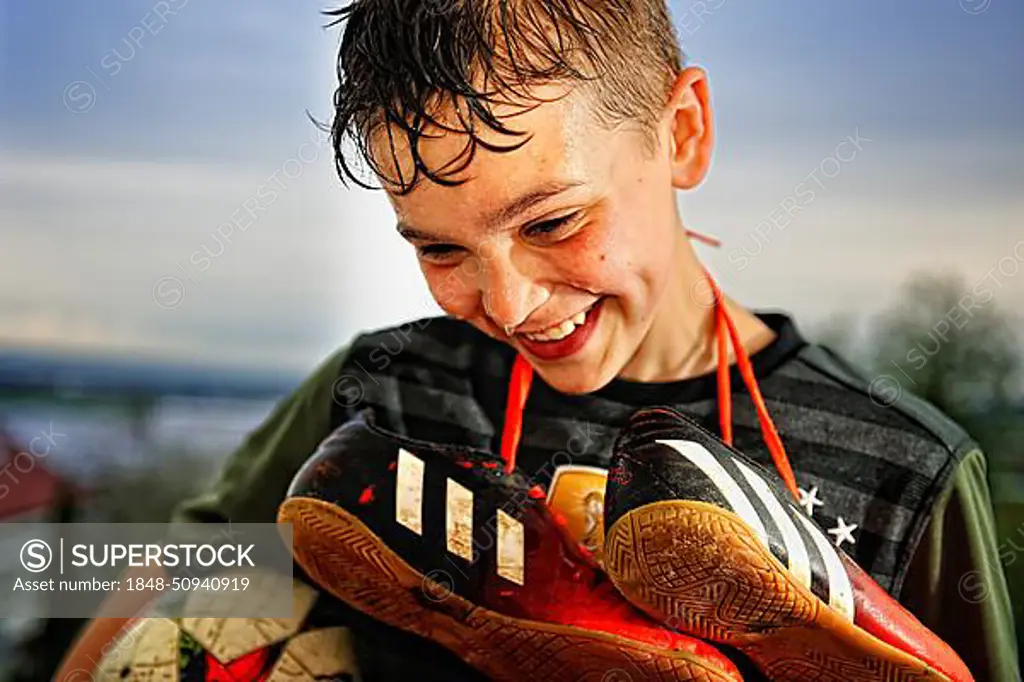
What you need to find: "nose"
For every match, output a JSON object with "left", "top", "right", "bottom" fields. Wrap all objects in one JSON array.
[{"left": 480, "top": 255, "right": 547, "bottom": 334}]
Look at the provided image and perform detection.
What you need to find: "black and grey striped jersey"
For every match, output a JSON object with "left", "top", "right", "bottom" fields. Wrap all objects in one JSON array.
[{"left": 330, "top": 313, "right": 976, "bottom": 597}]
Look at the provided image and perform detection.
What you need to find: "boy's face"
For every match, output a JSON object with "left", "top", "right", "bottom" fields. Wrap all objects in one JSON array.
[{"left": 381, "top": 71, "right": 711, "bottom": 394}]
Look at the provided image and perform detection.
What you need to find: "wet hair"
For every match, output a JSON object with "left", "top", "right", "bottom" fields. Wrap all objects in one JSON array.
[{"left": 325, "top": 0, "right": 683, "bottom": 193}]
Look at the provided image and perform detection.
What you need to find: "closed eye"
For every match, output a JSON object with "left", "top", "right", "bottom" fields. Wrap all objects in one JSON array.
[
  {"left": 417, "top": 243, "right": 465, "bottom": 264},
  {"left": 523, "top": 213, "right": 579, "bottom": 240}
]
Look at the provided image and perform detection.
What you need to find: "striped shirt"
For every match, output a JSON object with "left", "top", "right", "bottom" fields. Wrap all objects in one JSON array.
[
  {"left": 335, "top": 313, "right": 969, "bottom": 594},
  {"left": 175, "top": 312, "right": 1019, "bottom": 680}
]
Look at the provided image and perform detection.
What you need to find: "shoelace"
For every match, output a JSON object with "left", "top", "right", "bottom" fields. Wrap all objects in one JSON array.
[
  {"left": 706, "top": 273, "right": 799, "bottom": 499},
  {"left": 498, "top": 263, "right": 801, "bottom": 502}
]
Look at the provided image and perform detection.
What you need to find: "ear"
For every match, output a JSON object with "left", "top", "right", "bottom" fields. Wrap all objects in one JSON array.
[{"left": 663, "top": 67, "right": 714, "bottom": 190}]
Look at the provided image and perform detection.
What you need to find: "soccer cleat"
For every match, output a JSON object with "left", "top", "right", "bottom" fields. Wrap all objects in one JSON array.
[
  {"left": 92, "top": 572, "right": 361, "bottom": 681},
  {"left": 278, "top": 412, "right": 744, "bottom": 682},
  {"left": 602, "top": 406, "right": 975, "bottom": 682}
]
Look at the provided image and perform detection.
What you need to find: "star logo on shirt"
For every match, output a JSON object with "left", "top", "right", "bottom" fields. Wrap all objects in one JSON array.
[
  {"left": 828, "top": 517, "right": 858, "bottom": 548},
  {"left": 798, "top": 485, "right": 825, "bottom": 517}
]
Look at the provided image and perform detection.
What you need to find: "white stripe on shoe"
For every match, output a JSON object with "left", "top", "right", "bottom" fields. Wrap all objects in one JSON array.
[
  {"left": 795, "top": 510, "right": 855, "bottom": 621},
  {"left": 395, "top": 448, "right": 425, "bottom": 535},
  {"left": 733, "top": 458, "right": 813, "bottom": 591},
  {"left": 496, "top": 510, "right": 525, "bottom": 585},
  {"left": 446, "top": 478, "right": 474, "bottom": 561},
  {"left": 657, "top": 440, "right": 770, "bottom": 549},
  {"left": 390, "top": 452, "right": 533, "bottom": 586}
]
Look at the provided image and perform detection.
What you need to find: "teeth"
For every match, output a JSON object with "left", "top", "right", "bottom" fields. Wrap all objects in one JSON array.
[
  {"left": 556, "top": 319, "right": 575, "bottom": 338},
  {"left": 525, "top": 307, "right": 590, "bottom": 342}
]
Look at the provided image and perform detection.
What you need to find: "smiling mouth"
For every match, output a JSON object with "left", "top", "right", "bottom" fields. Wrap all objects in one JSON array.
[{"left": 520, "top": 301, "right": 599, "bottom": 343}]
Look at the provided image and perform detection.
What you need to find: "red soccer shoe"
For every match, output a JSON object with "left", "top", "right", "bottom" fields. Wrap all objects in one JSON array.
[{"left": 279, "top": 412, "right": 744, "bottom": 682}]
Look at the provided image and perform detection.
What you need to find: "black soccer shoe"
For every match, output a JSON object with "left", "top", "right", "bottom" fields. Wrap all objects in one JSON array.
[{"left": 602, "top": 406, "right": 971, "bottom": 682}]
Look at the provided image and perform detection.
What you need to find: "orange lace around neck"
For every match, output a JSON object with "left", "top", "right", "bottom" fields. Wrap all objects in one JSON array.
[{"left": 498, "top": 269, "right": 800, "bottom": 502}]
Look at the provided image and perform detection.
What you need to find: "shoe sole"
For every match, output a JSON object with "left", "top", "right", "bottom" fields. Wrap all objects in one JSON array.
[
  {"left": 604, "top": 500, "right": 951, "bottom": 682},
  {"left": 279, "top": 497, "right": 741, "bottom": 682}
]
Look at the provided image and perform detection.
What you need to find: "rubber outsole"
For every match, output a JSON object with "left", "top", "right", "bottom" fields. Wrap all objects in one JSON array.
[
  {"left": 279, "top": 497, "right": 741, "bottom": 682},
  {"left": 603, "top": 500, "right": 951, "bottom": 682}
]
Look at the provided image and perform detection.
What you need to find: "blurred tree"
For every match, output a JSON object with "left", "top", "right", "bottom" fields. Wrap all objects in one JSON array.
[
  {"left": 810, "top": 312, "right": 867, "bottom": 367},
  {"left": 869, "top": 273, "right": 1022, "bottom": 428},
  {"left": 866, "top": 271, "right": 1023, "bottom": 670}
]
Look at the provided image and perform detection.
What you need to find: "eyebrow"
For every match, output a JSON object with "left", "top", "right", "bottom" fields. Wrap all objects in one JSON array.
[
  {"left": 396, "top": 179, "right": 583, "bottom": 242},
  {"left": 484, "top": 179, "right": 584, "bottom": 229},
  {"left": 396, "top": 224, "right": 438, "bottom": 242}
]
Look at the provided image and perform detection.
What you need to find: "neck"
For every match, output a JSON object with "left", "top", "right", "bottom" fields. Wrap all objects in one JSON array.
[{"left": 618, "top": 226, "right": 777, "bottom": 383}]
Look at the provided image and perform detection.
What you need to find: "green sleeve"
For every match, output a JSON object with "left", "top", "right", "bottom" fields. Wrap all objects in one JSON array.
[
  {"left": 900, "top": 449, "right": 1021, "bottom": 681},
  {"left": 171, "top": 344, "right": 352, "bottom": 524}
]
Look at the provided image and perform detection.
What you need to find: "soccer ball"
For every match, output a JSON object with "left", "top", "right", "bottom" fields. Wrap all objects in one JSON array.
[{"left": 90, "top": 573, "right": 361, "bottom": 681}]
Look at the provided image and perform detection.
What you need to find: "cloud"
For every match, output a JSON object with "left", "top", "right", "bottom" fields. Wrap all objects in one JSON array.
[
  {"left": 4, "top": 136, "right": 1022, "bottom": 373},
  {"left": 0, "top": 307, "right": 186, "bottom": 356},
  {"left": 0, "top": 150, "right": 353, "bottom": 370}
]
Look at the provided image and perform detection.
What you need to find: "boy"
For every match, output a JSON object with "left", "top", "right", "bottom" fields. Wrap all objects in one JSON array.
[{"left": 59, "top": 0, "right": 1017, "bottom": 679}]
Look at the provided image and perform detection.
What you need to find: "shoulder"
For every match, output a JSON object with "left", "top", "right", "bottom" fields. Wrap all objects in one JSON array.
[
  {"left": 762, "top": 341, "right": 980, "bottom": 592},
  {"left": 789, "top": 343, "right": 976, "bottom": 461},
  {"left": 773, "top": 341, "right": 977, "bottom": 496}
]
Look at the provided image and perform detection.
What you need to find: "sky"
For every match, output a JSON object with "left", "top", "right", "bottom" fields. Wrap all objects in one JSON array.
[{"left": 1, "top": 1, "right": 1022, "bottom": 373}]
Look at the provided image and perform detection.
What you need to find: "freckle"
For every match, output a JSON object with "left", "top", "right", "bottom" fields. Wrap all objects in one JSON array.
[{"left": 600, "top": 254, "right": 606, "bottom": 261}]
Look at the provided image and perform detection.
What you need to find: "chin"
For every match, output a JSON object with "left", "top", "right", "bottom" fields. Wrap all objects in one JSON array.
[
  {"left": 527, "top": 321, "right": 631, "bottom": 395},
  {"left": 533, "top": 361, "right": 618, "bottom": 396}
]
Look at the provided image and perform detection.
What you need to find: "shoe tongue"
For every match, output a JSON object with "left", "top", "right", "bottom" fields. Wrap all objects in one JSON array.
[
  {"left": 622, "top": 406, "right": 706, "bottom": 442},
  {"left": 543, "top": 465, "right": 609, "bottom": 569}
]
